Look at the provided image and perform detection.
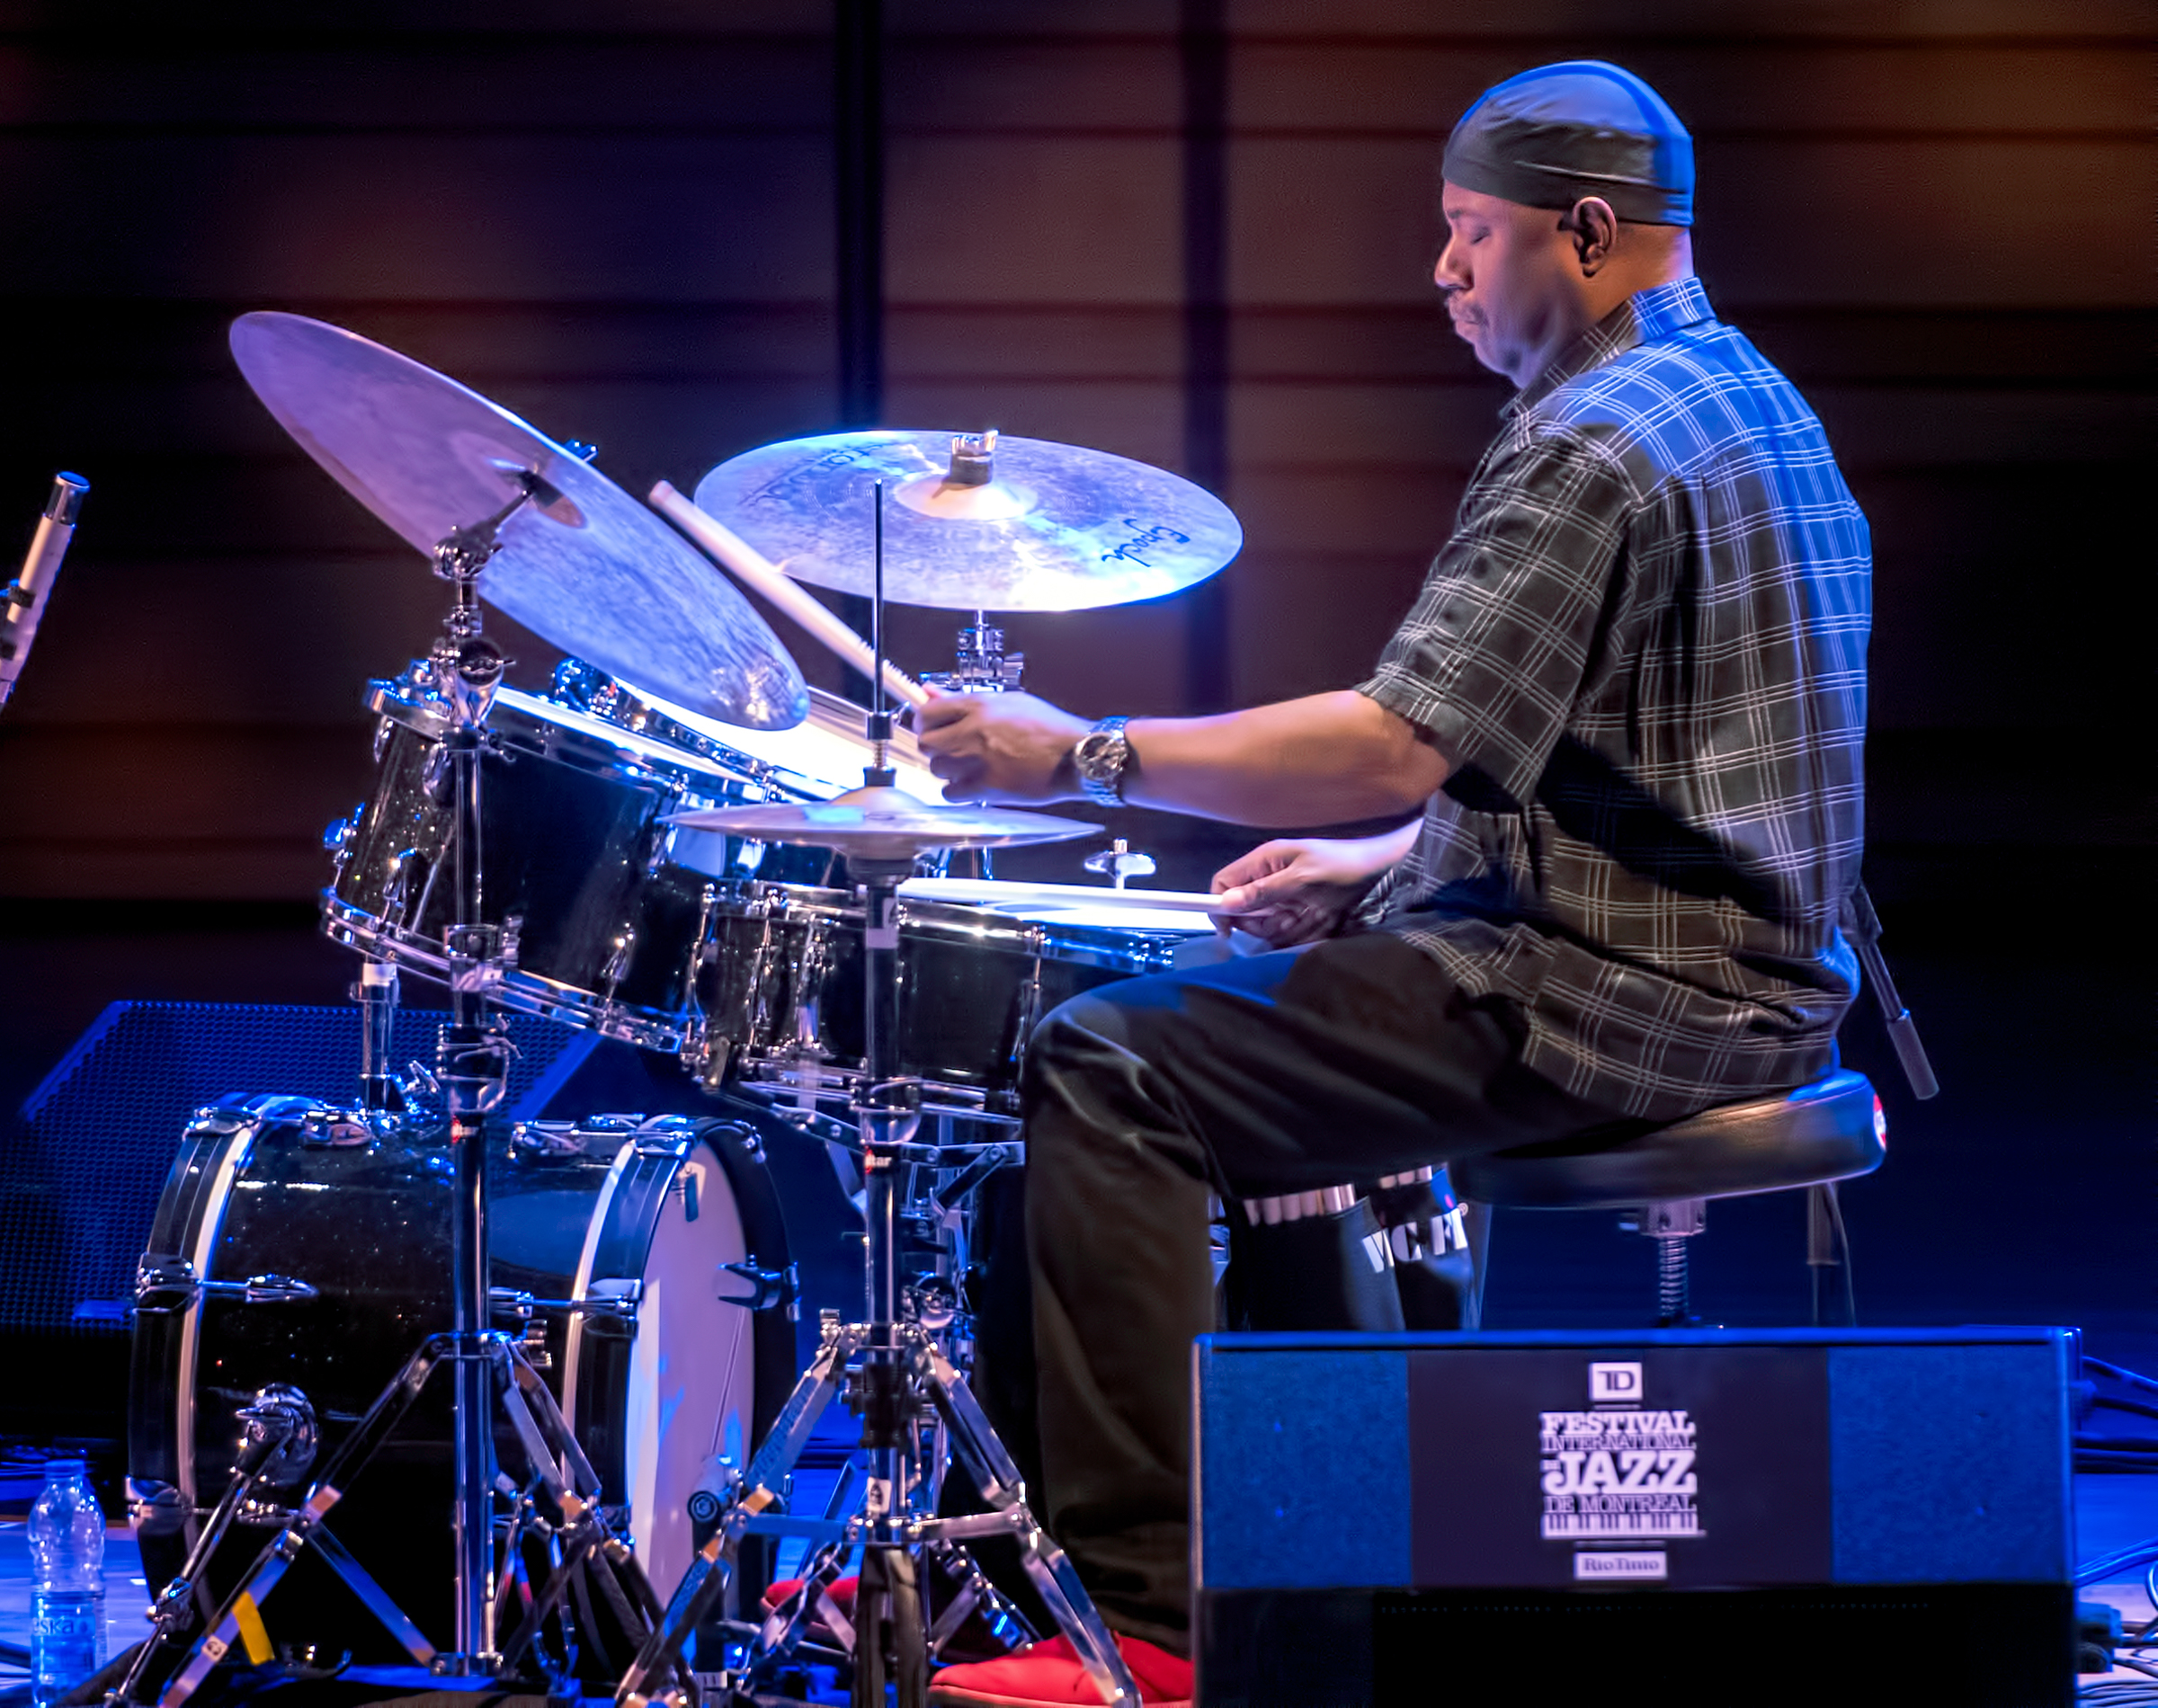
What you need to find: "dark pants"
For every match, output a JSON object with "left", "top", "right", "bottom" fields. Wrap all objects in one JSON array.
[{"left": 1018, "top": 931, "right": 1620, "bottom": 1653}]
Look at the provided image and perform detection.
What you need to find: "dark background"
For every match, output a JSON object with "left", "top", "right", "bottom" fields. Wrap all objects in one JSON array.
[{"left": 0, "top": 1, "right": 2151, "bottom": 1405}]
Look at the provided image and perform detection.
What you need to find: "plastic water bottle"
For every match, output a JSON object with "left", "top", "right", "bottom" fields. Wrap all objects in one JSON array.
[{"left": 28, "top": 1456, "right": 105, "bottom": 1708}]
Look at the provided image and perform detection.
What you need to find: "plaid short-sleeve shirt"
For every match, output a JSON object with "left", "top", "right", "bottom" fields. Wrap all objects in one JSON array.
[{"left": 1360, "top": 276, "right": 1869, "bottom": 1119}]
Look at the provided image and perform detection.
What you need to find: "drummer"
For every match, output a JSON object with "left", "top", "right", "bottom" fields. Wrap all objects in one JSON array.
[{"left": 915, "top": 61, "right": 1869, "bottom": 1705}]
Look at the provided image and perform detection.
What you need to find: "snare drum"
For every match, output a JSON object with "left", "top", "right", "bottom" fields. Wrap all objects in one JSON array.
[
  {"left": 324, "top": 663, "right": 839, "bottom": 1053},
  {"left": 129, "top": 1099, "right": 803, "bottom": 1655},
  {"left": 698, "top": 882, "right": 1212, "bottom": 1116}
]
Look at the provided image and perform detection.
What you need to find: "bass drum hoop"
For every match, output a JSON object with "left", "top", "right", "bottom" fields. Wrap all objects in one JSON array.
[{"left": 556, "top": 1118, "right": 800, "bottom": 1600}]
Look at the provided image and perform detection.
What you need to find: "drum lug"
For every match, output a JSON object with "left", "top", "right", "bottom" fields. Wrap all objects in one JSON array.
[
  {"left": 680, "top": 1020, "right": 733, "bottom": 1090},
  {"left": 499, "top": 913, "right": 523, "bottom": 969},
  {"left": 420, "top": 743, "right": 451, "bottom": 798},
  {"left": 602, "top": 927, "right": 636, "bottom": 993},
  {"left": 297, "top": 1104, "right": 396, "bottom": 1148},
  {"left": 383, "top": 847, "right": 430, "bottom": 930},
  {"left": 718, "top": 1120, "right": 767, "bottom": 1166},
  {"left": 631, "top": 1132, "right": 695, "bottom": 1162},
  {"left": 321, "top": 804, "right": 365, "bottom": 873},
  {"left": 548, "top": 654, "right": 607, "bottom": 713},
  {"left": 509, "top": 1119, "right": 584, "bottom": 1159},
  {"left": 582, "top": 1277, "right": 642, "bottom": 1334},
  {"left": 371, "top": 715, "right": 394, "bottom": 764},
  {"left": 1005, "top": 952, "right": 1046, "bottom": 1077}
]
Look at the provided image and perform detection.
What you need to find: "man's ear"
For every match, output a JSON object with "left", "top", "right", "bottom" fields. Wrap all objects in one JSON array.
[{"left": 1558, "top": 197, "right": 1619, "bottom": 275}]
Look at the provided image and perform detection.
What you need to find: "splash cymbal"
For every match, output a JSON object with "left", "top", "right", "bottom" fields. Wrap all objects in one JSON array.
[{"left": 665, "top": 786, "right": 1098, "bottom": 860}]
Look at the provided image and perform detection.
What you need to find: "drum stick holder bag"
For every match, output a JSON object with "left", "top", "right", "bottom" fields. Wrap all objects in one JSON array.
[{"left": 1225, "top": 1197, "right": 1404, "bottom": 1333}]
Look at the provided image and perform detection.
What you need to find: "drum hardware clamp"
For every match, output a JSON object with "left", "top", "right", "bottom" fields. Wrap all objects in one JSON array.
[{"left": 718, "top": 1259, "right": 798, "bottom": 1315}]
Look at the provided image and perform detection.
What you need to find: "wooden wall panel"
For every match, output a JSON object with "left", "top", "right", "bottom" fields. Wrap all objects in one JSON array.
[
  {"left": 0, "top": 2, "right": 2148, "bottom": 901},
  {"left": 0, "top": 10, "right": 845, "bottom": 897}
]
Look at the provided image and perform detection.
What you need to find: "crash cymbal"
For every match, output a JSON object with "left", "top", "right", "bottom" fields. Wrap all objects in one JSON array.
[
  {"left": 691, "top": 428, "right": 1242, "bottom": 611},
  {"left": 230, "top": 312, "right": 807, "bottom": 730},
  {"left": 665, "top": 786, "right": 1097, "bottom": 860}
]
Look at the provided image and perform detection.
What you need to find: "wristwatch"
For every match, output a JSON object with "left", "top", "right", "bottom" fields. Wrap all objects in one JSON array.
[{"left": 1070, "top": 716, "right": 1132, "bottom": 807}]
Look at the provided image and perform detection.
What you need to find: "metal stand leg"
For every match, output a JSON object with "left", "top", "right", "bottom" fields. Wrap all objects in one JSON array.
[
  {"left": 106, "top": 1389, "right": 320, "bottom": 1707},
  {"left": 128, "top": 1333, "right": 682, "bottom": 1708},
  {"left": 612, "top": 867, "right": 1141, "bottom": 1708}
]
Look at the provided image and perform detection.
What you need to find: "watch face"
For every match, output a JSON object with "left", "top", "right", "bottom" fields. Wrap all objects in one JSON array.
[
  {"left": 1077, "top": 730, "right": 1124, "bottom": 776},
  {"left": 1074, "top": 728, "right": 1126, "bottom": 802}
]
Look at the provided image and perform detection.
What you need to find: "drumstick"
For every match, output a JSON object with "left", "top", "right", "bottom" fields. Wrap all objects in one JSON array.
[{"left": 650, "top": 480, "right": 929, "bottom": 709}]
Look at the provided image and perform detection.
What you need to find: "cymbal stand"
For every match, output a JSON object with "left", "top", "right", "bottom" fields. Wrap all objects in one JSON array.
[
  {"left": 612, "top": 486, "right": 1139, "bottom": 1708},
  {"left": 120, "top": 475, "right": 677, "bottom": 1708},
  {"left": 917, "top": 610, "right": 1021, "bottom": 881}
]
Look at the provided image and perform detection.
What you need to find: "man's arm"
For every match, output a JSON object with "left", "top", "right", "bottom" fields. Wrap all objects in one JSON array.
[
  {"left": 914, "top": 687, "right": 1450, "bottom": 827},
  {"left": 1208, "top": 820, "right": 1422, "bottom": 946}
]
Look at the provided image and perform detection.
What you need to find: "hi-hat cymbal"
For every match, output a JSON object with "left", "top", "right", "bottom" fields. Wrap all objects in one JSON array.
[
  {"left": 666, "top": 786, "right": 1097, "bottom": 861},
  {"left": 230, "top": 312, "right": 807, "bottom": 730},
  {"left": 691, "top": 428, "right": 1241, "bottom": 611}
]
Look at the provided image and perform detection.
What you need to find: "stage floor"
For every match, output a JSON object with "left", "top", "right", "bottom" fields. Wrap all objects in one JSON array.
[{"left": 3, "top": 1474, "right": 2153, "bottom": 1700}]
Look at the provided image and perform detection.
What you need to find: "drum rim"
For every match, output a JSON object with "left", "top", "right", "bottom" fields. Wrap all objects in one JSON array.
[
  {"left": 368, "top": 673, "right": 819, "bottom": 805},
  {"left": 323, "top": 894, "right": 691, "bottom": 1053},
  {"left": 561, "top": 661, "right": 941, "bottom": 796},
  {"left": 711, "top": 879, "right": 1193, "bottom": 970}
]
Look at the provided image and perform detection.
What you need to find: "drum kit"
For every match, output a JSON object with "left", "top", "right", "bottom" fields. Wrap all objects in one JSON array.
[{"left": 115, "top": 313, "right": 1248, "bottom": 1708}]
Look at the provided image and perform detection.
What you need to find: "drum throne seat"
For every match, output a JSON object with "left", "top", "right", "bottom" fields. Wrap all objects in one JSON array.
[{"left": 1450, "top": 1067, "right": 1886, "bottom": 1326}]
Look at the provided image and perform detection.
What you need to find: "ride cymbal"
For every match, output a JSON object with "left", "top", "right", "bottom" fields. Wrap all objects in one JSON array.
[{"left": 691, "top": 428, "right": 1241, "bottom": 611}]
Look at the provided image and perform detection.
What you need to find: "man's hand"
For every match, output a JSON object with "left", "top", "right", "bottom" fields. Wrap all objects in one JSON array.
[
  {"left": 915, "top": 689, "right": 1092, "bottom": 803},
  {"left": 1208, "top": 825, "right": 1419, "bottom": 947}
]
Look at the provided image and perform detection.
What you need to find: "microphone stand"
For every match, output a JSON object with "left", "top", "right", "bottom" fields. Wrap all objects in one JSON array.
[{"left": 0, "top": 472, "right": 90, "bottom": 713}]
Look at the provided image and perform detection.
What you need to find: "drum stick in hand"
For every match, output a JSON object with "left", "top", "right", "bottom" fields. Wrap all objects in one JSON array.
[{"left": 650, "top": 480, "right": 928, "bottom": 709}]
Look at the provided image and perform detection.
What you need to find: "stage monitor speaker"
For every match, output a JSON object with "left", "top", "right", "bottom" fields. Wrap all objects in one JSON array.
[
  {"left": 1194, "top": 1328, "right": 2076, "bottom": 1708},
  {"left": 0, "top": 1000, "right": 599, "bottom": 1341}
]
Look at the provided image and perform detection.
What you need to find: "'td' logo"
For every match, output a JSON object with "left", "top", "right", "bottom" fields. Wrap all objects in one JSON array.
[{"left": 1590, "top": 1361, "right": 1643, "bottom": 1402}]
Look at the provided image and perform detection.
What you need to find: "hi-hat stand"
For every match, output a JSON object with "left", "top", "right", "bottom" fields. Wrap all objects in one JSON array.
[
  {"left": 612, "top": 484, "right": 1140, "bottom": 1708},
  {"left": 115, "top": 476, "right": 676, "bottom": 1708}
]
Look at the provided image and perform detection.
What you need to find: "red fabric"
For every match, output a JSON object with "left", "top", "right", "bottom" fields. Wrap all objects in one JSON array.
[
  {"left": 926, "top": 1633, "right": 1193, "bottom": 1708},
  {"left": 762, "top": 1574, "right": 858, "bottom": 1615}
]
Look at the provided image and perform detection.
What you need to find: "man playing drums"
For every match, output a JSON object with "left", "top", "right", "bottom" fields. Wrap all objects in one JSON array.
[{"left": 918, "top": 61, "right": 1869, "bottom": 1706}]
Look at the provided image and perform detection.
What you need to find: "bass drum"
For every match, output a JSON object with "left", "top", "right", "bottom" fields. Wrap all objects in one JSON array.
[{"left": 128, "top": 1098, "right": 803, "bottom": 1657}]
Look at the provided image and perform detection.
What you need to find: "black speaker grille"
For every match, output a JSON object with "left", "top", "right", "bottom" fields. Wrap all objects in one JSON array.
[{"left": 0, "top": 1001, "right": 586, "bottom": 1336}]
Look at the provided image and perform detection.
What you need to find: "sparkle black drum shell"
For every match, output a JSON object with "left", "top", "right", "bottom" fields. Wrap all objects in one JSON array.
[
  {"left": 127, "top": 1098, "right": 800, "bottom": 1656},
  {"left": 701, "top": 883, "right": 1203, "bottom": 1114},
  {"left": 322, "top": 675, "right": 838, "bottom": 1054}
]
